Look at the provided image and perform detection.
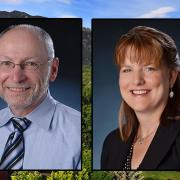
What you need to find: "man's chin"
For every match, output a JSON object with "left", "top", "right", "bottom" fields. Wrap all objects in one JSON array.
[
  {"left": 5, "top": 97, "right": 33, "bottom": 110},
  {"left": 8, "top": 102, "right": 31, "bottom": 110}
]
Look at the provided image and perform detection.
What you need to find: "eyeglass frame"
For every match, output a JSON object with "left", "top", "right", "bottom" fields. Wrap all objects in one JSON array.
[{"left": 0, "top": 58, "right": 53, "bottom": 71}]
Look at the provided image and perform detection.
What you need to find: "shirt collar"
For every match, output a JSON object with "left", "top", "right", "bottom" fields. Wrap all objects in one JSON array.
[
  {"left": 0, "top": 107, "right": 13, "bottom": 127},
  {"left": 0, "top": 91, "right": 57, "bottom": 131}
]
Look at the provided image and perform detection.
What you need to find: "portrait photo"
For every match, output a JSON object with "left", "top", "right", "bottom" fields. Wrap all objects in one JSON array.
[
  {"left": 93, "top": 19, "right": 180, "bottom": 170},
  {"left": 0, "top": 18, "right": 81, "bottom": 170}
]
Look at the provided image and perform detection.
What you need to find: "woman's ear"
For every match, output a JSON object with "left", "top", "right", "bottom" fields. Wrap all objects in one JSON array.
[
  {"left": 49, "top": 57, "right": 59, "bottom": 82},
  {"left": 169, "top": 68, "right": 178, "bottom": 88}
]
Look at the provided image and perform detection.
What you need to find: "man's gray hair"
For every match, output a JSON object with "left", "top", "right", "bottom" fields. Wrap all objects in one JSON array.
[{"left": 0, "top": 24, "right": 55, "bottom": 60}]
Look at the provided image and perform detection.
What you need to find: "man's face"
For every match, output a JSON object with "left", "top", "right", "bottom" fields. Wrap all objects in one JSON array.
[{"left": 0, "top": 28, "right": 58, "bottom": 116}]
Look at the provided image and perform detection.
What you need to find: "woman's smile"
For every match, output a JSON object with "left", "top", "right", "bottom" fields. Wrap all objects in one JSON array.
[{"left": 130, "top": 89, "right": 151, "bottom": 95}]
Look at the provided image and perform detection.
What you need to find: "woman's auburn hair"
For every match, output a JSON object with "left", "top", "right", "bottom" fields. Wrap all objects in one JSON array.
[{"left": 114, "top": 26, "right": 180, "bottom": 141}]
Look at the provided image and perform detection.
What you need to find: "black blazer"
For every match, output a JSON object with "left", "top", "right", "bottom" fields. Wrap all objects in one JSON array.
[{"left": 101, "top": 120, "right": 180, "bottom": 170}]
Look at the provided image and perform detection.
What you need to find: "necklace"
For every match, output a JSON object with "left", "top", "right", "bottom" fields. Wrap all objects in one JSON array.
[
  {"left": 123, "top": 143, "right": 134, "bottom": 170},
  {"left": 135, "top": 127, "right": 158, "bottom": 145}
]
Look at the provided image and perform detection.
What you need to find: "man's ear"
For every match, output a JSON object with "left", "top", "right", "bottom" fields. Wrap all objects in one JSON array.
[
  {"left": 49, "top": 57, "right": 59, "bottom": 82},
  {"left": 169, "top": 68, "right": 178, "bottom": 88}
]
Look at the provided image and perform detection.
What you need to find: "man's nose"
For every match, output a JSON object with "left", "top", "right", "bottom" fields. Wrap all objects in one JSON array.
[
  {"left": 9, "top": 65, "right": 27, "bottom": 83},
  {"left": 133, "top": 70, "right": 145, "bottom": 85}
]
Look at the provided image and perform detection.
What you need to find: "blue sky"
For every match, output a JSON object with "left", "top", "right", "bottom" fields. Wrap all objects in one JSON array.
[{"left": 0, "top": 0, "right": 180, "bottom": 27}]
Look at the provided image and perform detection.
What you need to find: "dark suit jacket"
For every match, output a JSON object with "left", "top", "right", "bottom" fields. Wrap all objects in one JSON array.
[{"left": 101, "top": 120, "right": 180, "bottom": 170}]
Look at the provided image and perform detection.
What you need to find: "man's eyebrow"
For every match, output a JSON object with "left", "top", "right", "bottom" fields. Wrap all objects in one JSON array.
[
  {"left": 23, "top": 57, "right": 38, "bottom": 61},
  {"left": 0, "top": 55, "right": 11, "bottom": 60},
  {"left": 0, "top": 56, "right": 38, "bottom": 62}
]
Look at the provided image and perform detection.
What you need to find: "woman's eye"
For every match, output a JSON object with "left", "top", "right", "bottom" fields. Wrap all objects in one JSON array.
[
  {"left": 144, "top": 66, "right": 156, "bottom": 72},
  {"left": 121, "top": 68, "right": 131, "bottom": 73}
]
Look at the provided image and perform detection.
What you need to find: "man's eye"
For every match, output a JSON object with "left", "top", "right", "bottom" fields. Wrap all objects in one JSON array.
[
  {"left": 24, "top": 62, "right": 38, "bottom": 67},
  {"left": 0, "top": 61, "right": 12, "bottom": 66}
]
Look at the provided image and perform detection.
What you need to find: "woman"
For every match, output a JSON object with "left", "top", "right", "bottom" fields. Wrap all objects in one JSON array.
[{"left": 101, "top": 26, "right": 180, "bottom": 170}]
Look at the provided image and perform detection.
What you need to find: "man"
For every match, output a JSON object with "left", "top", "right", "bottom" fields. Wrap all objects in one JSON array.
[{"left": 0, "top": 24, "right": 81, "bottom": 170}]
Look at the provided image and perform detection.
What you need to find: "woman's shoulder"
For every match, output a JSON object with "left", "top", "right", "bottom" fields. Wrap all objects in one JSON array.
[
  {"left": 103, "top": 128, "right": 123, "bottom": 148},
  {"left": 101, "top": 128, "right": 131, "bottom": 169},
  {"left": 105, "top": 128, "right": 121, "bottom": 139}
]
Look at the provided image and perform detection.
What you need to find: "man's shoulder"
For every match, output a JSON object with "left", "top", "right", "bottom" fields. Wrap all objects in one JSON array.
[
  {"left": 54, "top": 101, "right": 80, "bottom": 119},
  {"left": 0, "top": 106, "right": 9, "bottom": 113},
  {"left": 0, "top": 106, "right": 9, "bottom": 117},
  {"left": 0, "top": 107, "right": 11, "bottom": 126},
  {"left": 52, "top": 100, "right": 81, "bottom": 131},
  {"left": 55, "top": 102, "right": 80, "bottom": 117},
  {"left": 52, "top": 101, "right": 81, "bottom": 149}
]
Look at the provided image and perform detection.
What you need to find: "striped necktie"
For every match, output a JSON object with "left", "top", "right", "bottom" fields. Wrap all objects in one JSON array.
[{"left": 0, "top": 117, "right": 31, "bottom": 170}]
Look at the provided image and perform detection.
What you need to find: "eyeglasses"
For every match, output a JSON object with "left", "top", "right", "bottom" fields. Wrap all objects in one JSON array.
[{"left": 0, "top": 60, "right": 51, "bottom": 72}]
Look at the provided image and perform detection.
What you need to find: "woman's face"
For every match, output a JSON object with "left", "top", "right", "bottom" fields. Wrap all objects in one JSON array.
[{"left": 119, "top": 50, "right": 177, "bottom": 115}]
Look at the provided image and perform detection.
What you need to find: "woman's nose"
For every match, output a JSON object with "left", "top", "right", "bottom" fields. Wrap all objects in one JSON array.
[{"left": 133, "top": 70, "right": 145, "bottom": 85}]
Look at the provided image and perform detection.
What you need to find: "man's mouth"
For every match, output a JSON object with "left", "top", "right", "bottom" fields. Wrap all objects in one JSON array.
[{"left": 7, "top": 87, "right": 30, "bottom": 92}]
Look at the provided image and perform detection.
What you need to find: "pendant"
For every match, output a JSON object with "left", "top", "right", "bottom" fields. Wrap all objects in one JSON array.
[{"left": 138, "top": 138, "right": 144, "bottom": 144}]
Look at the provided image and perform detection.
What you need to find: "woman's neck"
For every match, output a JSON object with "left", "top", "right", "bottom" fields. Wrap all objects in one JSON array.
[{"left": 135, "top": 111, "right": 160, "bottom": 137}]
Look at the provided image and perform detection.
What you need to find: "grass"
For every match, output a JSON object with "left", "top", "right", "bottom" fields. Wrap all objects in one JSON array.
[{"left": 143, "top": 171, "right": 180, "bottom": 180}]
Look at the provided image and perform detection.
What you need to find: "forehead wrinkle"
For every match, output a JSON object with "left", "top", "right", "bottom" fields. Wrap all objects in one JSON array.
[{"left": 0, "top": 55, "right": 36, "bottom": 61}]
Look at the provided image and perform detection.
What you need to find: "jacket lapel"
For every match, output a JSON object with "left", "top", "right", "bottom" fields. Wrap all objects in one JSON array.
[{"left": 138, "top": 120, "right": 180, "bottom": 169}]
